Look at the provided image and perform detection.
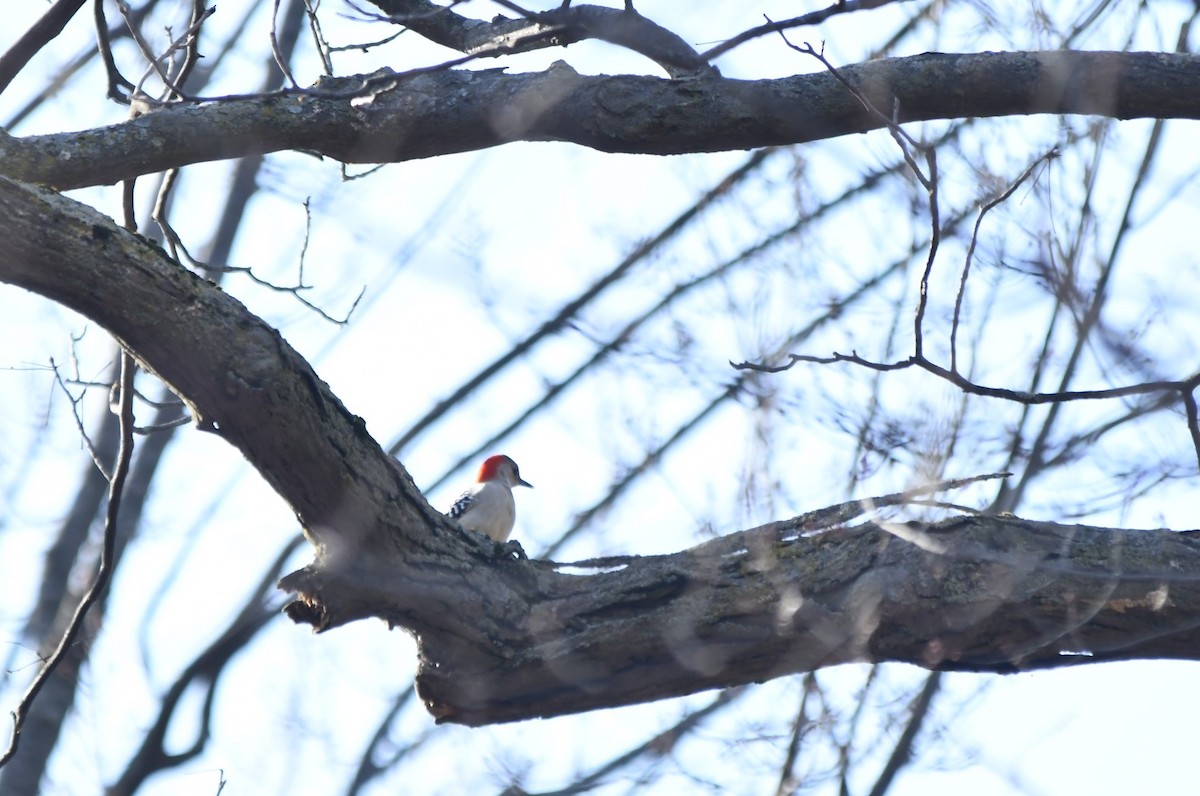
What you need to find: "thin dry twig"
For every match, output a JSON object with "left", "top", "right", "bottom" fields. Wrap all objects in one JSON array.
[
  {"left": 700, "top": 0, "right": 911, "bottom": 63},
  {"left": 153, "top": 193, "right": 361, "bottom": 326},
  {"left": 272, "top": 0, "right": 302, "bottom": 87},
  {"left": 117, "top": 0, "right": 214, "bottom": 102},
  {"left": 303, "top": 0, "right": 335, "bottom": 75},
  {"left": 49, "top": 356, "right": 112, "bottom": 481},
  {"left": 738, "top": 35, "right": 1200, "bottom": 471},
  {"left": 778, "top": 33, "right": 943, "bottom": 361},
  {"left": 0, "top": 351, "right": 136, "bottom": 768},
  {"left": 953, "top": 148, "right": 1060, "bottom": 372}
]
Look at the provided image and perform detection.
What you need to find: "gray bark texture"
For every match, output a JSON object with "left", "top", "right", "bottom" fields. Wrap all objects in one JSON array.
[
  {"left": 1, "top": 176, "right": 1199, "bottom": 725},
  {"left": 2, "top": 51, "right": 1199, "bottom": 190}
]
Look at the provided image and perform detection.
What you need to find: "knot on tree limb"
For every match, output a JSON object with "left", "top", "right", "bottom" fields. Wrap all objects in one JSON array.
[{"left": 279, "top": 568, "right": 332, "bottom": 631}]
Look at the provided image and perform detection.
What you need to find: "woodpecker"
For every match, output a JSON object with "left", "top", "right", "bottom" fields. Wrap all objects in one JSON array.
[{"left": 446, "top": 454, "right": 532, "bottom": 542}]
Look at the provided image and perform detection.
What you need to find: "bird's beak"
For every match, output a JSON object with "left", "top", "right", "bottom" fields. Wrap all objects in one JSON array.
[{"left": 518, "top": 477, "right": 533, "bottom": 488}]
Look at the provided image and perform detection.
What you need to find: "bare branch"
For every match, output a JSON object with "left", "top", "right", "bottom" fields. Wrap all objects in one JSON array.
[
  {"left": 528, "top": 687, "right": 747, "bottom": 796},
  {"left": 865, "top": 672, "right": 942, "bottom": 796},
  {"left": 94, "top": 0, "right": 135, "bottom": 102},
  {"left": 48, "top": 357, "right": 112, "bottom": 481},
  {"left": 1, "top": 50, "right": 1195, "bottom": 191},
  {"left": 271, "top": 0, "right": 302, "bottom": 87},
  {"left": 111, "top": 538, "right": 301, "bottom": 793},
  {"left": 700, "top": 0, "right": 914, "bottom": 64},
  {"left": 369, "top": 0, "right": 713, "bottom": 77},
  {"left": 392, "top": 148, "right": 772, "bottom": 456},
  {"left": 118, "top": 0, "right": 215, "bottom": 102},
  {"left": 953, "top": 148, "right": 1060, "bottom": 372},
  {"left": 153, "top": 191, "right": 362, "bottom": 326},
  {"left": 0, "top": 351, "right": 135, "bottom": 768}
]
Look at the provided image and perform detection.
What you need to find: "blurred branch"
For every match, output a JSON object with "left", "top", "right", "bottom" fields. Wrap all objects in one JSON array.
[
  {"left": 527, "top": 687, "right": 746, "bottom": 796},
  {"left": 734, "top": 128, "right": 1200, "bottom": 463},
  {"left": 392, "top": 148, "right": 773, "bottom": 457},
  {"left": 95, "top": 0, "right": 135, "bottom": 102},
  {"left": 773, "top": 675, "right": 814, "bottom": 796},
  {"left": 837, "top": 666, "right": 880, "bottom": 792},
  {"left": 513, "top": 189, "right": 982, "bottom": 560},
  {"left": 1001, "top": 14, "right": 1197, "bottom": 511},
  {"left": 345, "top": 687, "right": 423, "bottom": 796},
  {"left": 738, "top": 119, "right": 1200, "bottom": 482},
  {"left": 425, "top": 122, "right": 975, "bottom": 494},
  {"left": 111, "top": 537, "right": 301, "bottom": 795},
  {"left": 864, "top": 672, "right": 942, "bottom": 796},
  {"left": 0, "top": 0, "right": 88, "bottom": 95},
  {"left": 4, "top": 0, "right": 164, "bottom": 128}
]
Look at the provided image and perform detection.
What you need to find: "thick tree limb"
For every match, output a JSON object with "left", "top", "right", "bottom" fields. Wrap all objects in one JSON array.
[
  {"left": 286, "top": 512, "right": 1200, "bottom": 725},
  {"left": 3, "top": 176, "right": 1200, "bottom": 726},
  {"left": 2, "top": 51, "right": 1199, "bottom": 190}
]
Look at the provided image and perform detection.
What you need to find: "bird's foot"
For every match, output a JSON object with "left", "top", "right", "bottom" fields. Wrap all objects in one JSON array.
[{"left": 497, "top": 539, "right": 527, "bottom": 560}]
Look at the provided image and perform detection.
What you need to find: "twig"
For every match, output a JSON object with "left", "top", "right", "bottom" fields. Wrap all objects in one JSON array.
[
  {"left": 272, "top": 0, "right": 301, "bottom": 88},
  {"left": 700, "top": 0, "right": 911, "bottom": 63},
  {"left": 738, "top": 350, "right": 1200, "bottom": 401},
  {"left": 778, "top": 34, "right": 942, "bottom": 359},
  {"left": 303, "top": 0, "right": 335, "bottom": 75},
  {"left": 171, "top": 0, "right": 209, "bottom": 98},
  {"left": 49, "top": 357, "right": 111, "bottom": 481},
  {"left": 153, "top": 195, "right": 361, "bottom": 326},
  {"left": 952, "top": 148, "right": 1059, "bottom": 372},
  {"left": 118, "top": 0, "right": 214, "bottom": 102},
  {"left": 0, "top": 351, "right": 136, "bottom": 768}
]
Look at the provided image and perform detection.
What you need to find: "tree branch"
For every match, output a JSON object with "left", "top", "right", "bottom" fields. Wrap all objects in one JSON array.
[
  {"left": 367, "top": 0, "right": 713, "bottom": 78},
  {"left": 2, "top": 51, "right": 1198, "bottom": 190},
  {"left": 4, "top": 177, "right": 1200, "bottom": 729}
]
